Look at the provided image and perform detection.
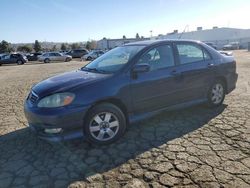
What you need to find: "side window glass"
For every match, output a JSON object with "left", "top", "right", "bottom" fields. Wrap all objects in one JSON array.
[
  {"left": 177, "top": 44, "right": 204, "bottom": 64},
  {"left": 203, "top": 50, "right": 211, "bottom": 60},
  {"left": 138, "top": 44, "right": 175, "bottom": 71},
  {"left": 4, "top": 55, "right": 9, "bottom": 59}
]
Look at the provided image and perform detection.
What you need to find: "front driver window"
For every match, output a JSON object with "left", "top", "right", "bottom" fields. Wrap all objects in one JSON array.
[{"left": 138, "top": 44, "right": 175, "bottom": 71}]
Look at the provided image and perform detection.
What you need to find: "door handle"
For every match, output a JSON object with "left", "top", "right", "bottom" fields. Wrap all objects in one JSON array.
[
  {"left": 208, "top": 63, "right": 214, "bottom": 68},
  {"left": 171, "top": 70, "right": 181, "bottom": 76}
]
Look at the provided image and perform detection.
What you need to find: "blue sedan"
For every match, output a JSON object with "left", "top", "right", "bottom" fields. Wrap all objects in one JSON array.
[{"left": 24, "top": 40, "right": 238, "bottom": 144}]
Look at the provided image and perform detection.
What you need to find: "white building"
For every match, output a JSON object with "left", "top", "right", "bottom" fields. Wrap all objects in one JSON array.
[
  {"left": 97, "top": 37, "right": 150, "bottom": 50},
  {"left": 155, "top": 27, "right": 250, "bottom": 49}
]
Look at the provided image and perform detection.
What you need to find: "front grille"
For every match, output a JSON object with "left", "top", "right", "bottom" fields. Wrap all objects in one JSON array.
[{"left": 29, "top": 91, "right": 39, "bottom": 104}]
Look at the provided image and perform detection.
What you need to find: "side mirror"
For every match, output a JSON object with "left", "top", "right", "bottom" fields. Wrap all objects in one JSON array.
[{"left": 132, "top": 63, "right": 150, "bottom": 73}]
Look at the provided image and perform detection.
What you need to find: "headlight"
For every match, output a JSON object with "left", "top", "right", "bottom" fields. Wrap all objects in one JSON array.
[{"left": 37, "top": 92, "right": 75, "bottom": 108}]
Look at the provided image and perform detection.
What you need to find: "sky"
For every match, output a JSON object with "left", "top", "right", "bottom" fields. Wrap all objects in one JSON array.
[{"left": 0, "top": 0, "right": 250, "bottom": 43}]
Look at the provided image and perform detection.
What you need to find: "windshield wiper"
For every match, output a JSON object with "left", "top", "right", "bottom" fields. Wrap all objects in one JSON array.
[{"left": 81, "top": 67, "right": 110, "bottom": 74}]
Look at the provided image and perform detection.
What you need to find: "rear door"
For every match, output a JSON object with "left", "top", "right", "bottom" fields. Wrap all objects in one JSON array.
[
  {"left": 174, "top": 42, "right": 214, "bottom": 102},
  {"left": 130, "top": 43, "right": 181, "bottom": 113},
  {"left": 49, "top": 53, "right": 56, "bottom": 61},
  {"left": 10, "top": 54, "right": 17, "bottom": 63},
  {"left": 54, "top": 53, "right": 64, "bottom": 61}
]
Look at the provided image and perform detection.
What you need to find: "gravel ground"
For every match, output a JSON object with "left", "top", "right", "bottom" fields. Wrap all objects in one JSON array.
[{"left": 0, "top": 51, "right": 249, "bottom": 188}]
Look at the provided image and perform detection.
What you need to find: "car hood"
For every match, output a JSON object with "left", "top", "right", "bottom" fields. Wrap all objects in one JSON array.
[{"left": 32, "top": 70, "right": 110, "bottom": 97}]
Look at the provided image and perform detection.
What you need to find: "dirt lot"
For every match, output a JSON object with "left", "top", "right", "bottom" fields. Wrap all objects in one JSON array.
[{"left": 0, "top": 51, "right": 250, "bottom": 188}]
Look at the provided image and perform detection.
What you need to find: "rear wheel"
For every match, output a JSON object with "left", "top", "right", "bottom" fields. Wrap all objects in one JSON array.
[
  {"left": 65, "top": 57, "right": 71, "bottom": 62},
  {"left": 16, "top": 60, "right": 23, "bottom": 65},
  {"left": 207, "top": 80, "right": 225, "bottom": 107},
  {"left": 84, "top": 103, "right": 126, "bottom": 145},
  {"left": 44, "top": 58, "right": 50, "bottom": 63}
]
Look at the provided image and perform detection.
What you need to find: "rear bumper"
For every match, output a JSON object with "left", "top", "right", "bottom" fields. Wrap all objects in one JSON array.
[
  {"left": 24, "top": 102, "right": 89, "bottom": 141},
  {"left": 227, "top": 73, "right": 238, "bottom": 94}
]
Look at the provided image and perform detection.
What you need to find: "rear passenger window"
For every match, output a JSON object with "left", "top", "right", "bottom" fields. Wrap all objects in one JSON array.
[
  {"left": 138, "top": 44, "right": 175, "bottom": 71},
  {"left": 177, "top": 44, "right": 210, "bottom": 64}
]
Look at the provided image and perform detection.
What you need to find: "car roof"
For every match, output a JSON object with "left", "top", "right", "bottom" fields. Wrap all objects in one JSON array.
[
  {"left": 125, "top": 39, "right": 201, "bottom": 46},
  {"left": 45, "top": 52, "right": 60, "bottom": 54}
]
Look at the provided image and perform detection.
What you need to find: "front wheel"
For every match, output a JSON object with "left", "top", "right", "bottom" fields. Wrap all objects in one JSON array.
[
  {"left": 84, "top": 103, "right": 126, "bottom": 145},
  {"left": 87, "top": 56, "right": 92, "bottom": 61},
  {"left": 207, "top": 81, "right": 225, "bottom": 107}
]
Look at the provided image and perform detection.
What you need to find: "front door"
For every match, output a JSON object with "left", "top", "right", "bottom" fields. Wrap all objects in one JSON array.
[{"left": 130, "top": 43, "right": 181, "bottom": 114}]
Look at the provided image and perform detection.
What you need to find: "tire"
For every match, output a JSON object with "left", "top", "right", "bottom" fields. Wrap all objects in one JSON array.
[
  {"left": 65, "top": 57, "right": 71, "bottom": 62},
  {"left": 87, "top": 56, "right": 92, "bottom": 61},
  {"left": 44, "top": 58, "right": 50, "bottom": 63},
  {"left": 207, "top": 80, "right": 225, "bottom": 107},
  {"left": 84, "top": 103, "right": 127, "bottom": 145},
  {"left": 16, "top": 60, "right": 23, "bottom": 65}
]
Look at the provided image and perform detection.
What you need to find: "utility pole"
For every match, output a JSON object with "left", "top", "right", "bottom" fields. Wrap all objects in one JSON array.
[{"left": 150, "top": 30, "right": 153, "bottom": 38}]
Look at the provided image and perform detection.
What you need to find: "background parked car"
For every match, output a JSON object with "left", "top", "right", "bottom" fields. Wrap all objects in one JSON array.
[
  {"left": 66, "top": 49, "right": 88, "bottom": 58},
  {"left": 81, "top": 50, "right": 104, "bottom": 61},
  {"left": 59, "top": 50, "right": 69, "bottom": 54},
  {"left": 204, "top": 42, "right": 217, "bottom": 50},
  {"left": 0, "top": 53, "right": 28, "bottom": 66},
  {"left": 26, "top": 52, "right": 42, "bottom": 61},
  {"left": 223, "top": 42, "right": 240, "bottom": 50},
  {"left": 38, "top": 52, "right": 72, "bottom": 63},
  {"left": 219, "top": 51, "right": 233, "bottom": 56}
]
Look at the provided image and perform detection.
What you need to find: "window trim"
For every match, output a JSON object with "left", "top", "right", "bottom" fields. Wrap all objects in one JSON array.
[
  {"left": 174, "top": 42, "right": 212, "bottom": 66},
  {"left": 135, "top": 43, "right": 176, "bottom": 72}
]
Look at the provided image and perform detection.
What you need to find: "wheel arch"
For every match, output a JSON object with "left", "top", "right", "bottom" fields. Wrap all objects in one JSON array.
[
  {"left": 44, "top": 58, "right": 50, "bottom": 62},
  {"left": 84, "top": 98, "right": 129, "bottom": 125},
  {"left": 214, "top": 76, "right": 228, "bottom": 93}
]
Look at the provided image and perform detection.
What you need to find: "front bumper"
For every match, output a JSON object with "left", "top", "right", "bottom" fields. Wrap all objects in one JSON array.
[
  {"left": 24, "top": 102, "right": 89, "bottom": 141},
  {"left": 28, "top": 124, "right": 84, "bottom": 141}
]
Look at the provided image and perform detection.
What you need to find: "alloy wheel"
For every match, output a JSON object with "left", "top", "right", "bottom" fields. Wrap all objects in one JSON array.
[
  {"left": 211, "top": 83, "right": 224, "bottom": 104},
  {"left": 89, "top": 112, "right": 119, "bottom": 141}
]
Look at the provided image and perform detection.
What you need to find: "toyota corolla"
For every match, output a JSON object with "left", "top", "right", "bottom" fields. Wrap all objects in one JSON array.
[{"left": 24, "top": 40, "right": 238, "bottom": 144}]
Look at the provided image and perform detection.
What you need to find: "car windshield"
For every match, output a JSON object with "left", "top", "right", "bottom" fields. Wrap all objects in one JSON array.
[{"left": 82, "top": 45, "right": 144, "bottom": 73}]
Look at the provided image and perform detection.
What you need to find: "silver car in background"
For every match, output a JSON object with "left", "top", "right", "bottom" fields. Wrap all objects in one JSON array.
[
  {"left": 81, "top": 50, "right": 104, "bottom": 61},
  {"left": 38, "top": 52, "right": 72, "bottom": 63}
]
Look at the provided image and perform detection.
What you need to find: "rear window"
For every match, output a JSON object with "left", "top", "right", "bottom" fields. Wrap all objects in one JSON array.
[
  {"left": 176, "top": 43, "right": 211, "bottom": 64},
  {"left": 79, "top": 50, "right": 87, "bottom": 53}
]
